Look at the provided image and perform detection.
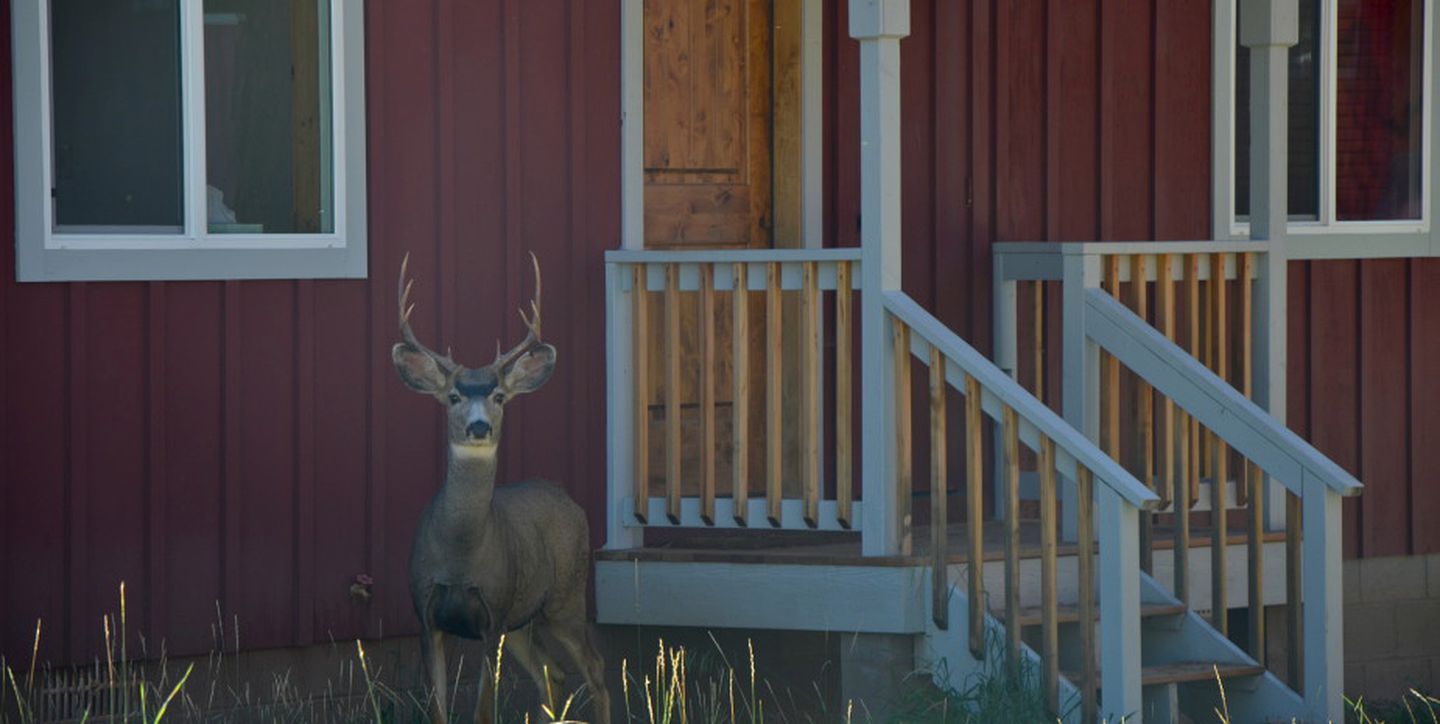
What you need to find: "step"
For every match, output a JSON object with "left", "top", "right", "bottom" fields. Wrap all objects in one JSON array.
[
  {"left": 1014, "top": 602, "right": 1186, "bottom": 627},
  {"left": 1066, "top": 661, "right": 1266, "bottom": 689}
]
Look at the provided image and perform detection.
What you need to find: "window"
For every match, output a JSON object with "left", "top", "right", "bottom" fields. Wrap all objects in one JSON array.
[
  {"left": 1214, "top": 0, "right": 1436, "bottom": 258},
  {"left": 12, "top": 0, "right": 367, "bottom": 281}
]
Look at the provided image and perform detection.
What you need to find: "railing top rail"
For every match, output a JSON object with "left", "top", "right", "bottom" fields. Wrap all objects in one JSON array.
[
  {"left": 993, "top": 240, "right": 1271, "bottom": 257},
  {"left": 883, "top": 291, "right": 1161, "bottom": 510},
  {"left": 606, "top": 247, "right": 862, "bottom": 265},
  {"left": 1086, "top": 289, "right": 1363, "bottom": 498}
]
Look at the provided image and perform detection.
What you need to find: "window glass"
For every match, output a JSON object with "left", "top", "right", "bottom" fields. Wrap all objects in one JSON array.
[
  {"left": 50, "top": 0, "right": 184, "bottom": 231},
  {"left": 1235, "top": 0, "right": 1321, "bottom": 220},
  {"left": 1336, "top": 0, "right": 1424, "bottom": 221},
  {"left": 204, "top": 0, "right": 334, "bottom": 234}
]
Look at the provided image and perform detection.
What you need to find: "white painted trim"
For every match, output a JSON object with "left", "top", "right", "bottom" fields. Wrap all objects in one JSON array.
[
  {"left": 13, "top": 0, "right": 368, "bottom": 281},
  {"left": 1212, "top": 0, "right": 1439, "bottom": 258},
  {"left": 1302, "top": 473, "right": 1345, "bottom": 723},
  {"left": 604, "top": 263, "right": 643, "bottom": 549},
  {"left": 1098, "top": 487, "right": 1143, "bottom": 723},
  {"left": 1085, "top": 289, "right": 1362, "bottom": 497},
  {"left": 622, "top": 497, "right": 862, "bottom": 531},
  {"left": 595, "top": 560, "right": 928, "bottom": 633}
]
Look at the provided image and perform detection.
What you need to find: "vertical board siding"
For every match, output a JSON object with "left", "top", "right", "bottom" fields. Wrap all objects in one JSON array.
[{"left": 0, "top": 0, "right": 1435, "bottom": 666}]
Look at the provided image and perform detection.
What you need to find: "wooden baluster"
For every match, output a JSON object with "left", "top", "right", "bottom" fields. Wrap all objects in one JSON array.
[
  {"left": 1157, "top": 253, "right": 1176, "bottom": 511},
  {"left": 1211, "top": 254, "right": 1229, "bottom": 635},
  {"left": 1034, "top": 280, "right": 1045, "bottom": 403},
  {"left": 1287, "top": 490, "right": 1303, "bottom": 688},
  {"left": 732, "top": 263, "right": 750, "bottom": 526},
  {"left": 894, "top": 319, "right": 913, "bottom": 553},
  {"left": 1241, "top": 252, "right": 1265, "bottom": 658},
  {"left": 1103, "top": 256, "right": 1121, "bottom": 461},
  {"left": 964, "top": 373, "right": 984, "bottom": 656},
  {"left": 632, "top": 265, "right": 650, "bottom": 524},
  {"left": 931, "top": 349, "right": 949, "bottom": 630},
  {"left": 835, "top": 261, "right": 854, "bottom": 528},
  {"left": 766, "top": 262, "right": 783, "bottom": 526},
  {"left": 802, "top": 262, "right": 821, "bottom": 527},
  {"left": 1186, "top": 254, "right": 1202, "bottom": 508},
  {"left": 1039, "top": 436, "right": 1060, "bottom": 713},
  {"left": 1132, "top": 254, "right": 1155, "bottom": 575},
  {"left": 1076, "top": 466, "right": 1098, "bottom": 724},
  {"left": 1003, "top": 407, "right": 1022, "bottom": 677},
  {"left": 700, "top": 264, "right": 717, "bottom": 525},
  {"left": 1202, "top": 256, "right": 1215, "bottom": 481},
  {"left": 665, "top": 264, "right": 683, "bottom": 524}
]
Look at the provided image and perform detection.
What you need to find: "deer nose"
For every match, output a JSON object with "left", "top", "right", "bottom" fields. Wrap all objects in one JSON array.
[{"left": 467, "top": 420, "right": 492, "bottom": 439}]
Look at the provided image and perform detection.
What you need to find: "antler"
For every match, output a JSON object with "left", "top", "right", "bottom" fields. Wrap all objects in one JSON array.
[
  {"left": 397, "top": 253, "right": 459, "bottom": 373},
  {"left": 491, "top": 252, "right": 544, "bottom": 372}
]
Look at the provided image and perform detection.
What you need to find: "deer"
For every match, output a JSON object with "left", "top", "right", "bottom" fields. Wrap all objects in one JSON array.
[{"left": 392, "top": 253, "right": 610, "bottom": 724}]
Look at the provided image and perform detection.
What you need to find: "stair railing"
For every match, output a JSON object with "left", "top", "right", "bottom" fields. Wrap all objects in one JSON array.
[
  {"left": 994, "top": 241, "right": 1362, "bottom": 723},
  {"left": 885, "top": 291, "right": 1159, "bottom": 723}
]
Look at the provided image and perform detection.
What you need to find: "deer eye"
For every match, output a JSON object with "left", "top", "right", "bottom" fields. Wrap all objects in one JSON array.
[
  {"left": 492, "top": 392, "right": 507, "bottom": 405},
  {"left": 447, "top": 392, "right": 462, "bottom": 405}
]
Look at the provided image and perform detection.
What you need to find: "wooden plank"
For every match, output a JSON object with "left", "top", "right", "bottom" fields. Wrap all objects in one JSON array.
[
  {"left": 1039, "top": 435, "right": 1060, "bottom": 713},
  {"left": 1210, "top": 254, "right": 1228, "bottom": 636},
  {"left": 732, "top": 263, "right": 750, "bottom": 526},
  {"left": 1411, "top": 260, "right": 1440, "bottom": 553},
  {"left": 964, "top": 373, "right": 983, "bottom": 655},
  {"left": 1003, "top": 406, "right": 1022, "bottom": 676},
  {"left": 1157, "top": 254, "right": 1176, "bottom": 510},
  {"left": 700, "top": 264, "right": 717, "bottom": 525},
  {"left": 1076, "top": 466, "right": 1098, "bottom": 724},
  {"left": 931, "top": 351, "right": 949, "bottom": 631},
  {"left": 802, "top": 262, "right": 820, "bottom": 527},
  {"left": 633, "top": 266, "right": 650, "bottom": 523},
  {"left": 666, "top": 264, "right": 683, "bottom": 523},
  {"left": 894, "top": 320, "right": 913, "bottom": 552},
  {"left": 835, "top": 261, "right": 854, "bottom": 528},
  {"left": 766, "top": 262, "right": 783, "bottom": 526},
  {"left": 1359, "top": 259, "right": 1409, "bottom": 557}
]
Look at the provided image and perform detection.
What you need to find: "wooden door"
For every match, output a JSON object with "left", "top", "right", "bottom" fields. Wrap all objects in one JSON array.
[
  {"left": 643, "top": 0, "right": 776, "bottom": 499},
  {"left": 643, "top": 0, "right": 772, "bottom": 249}
]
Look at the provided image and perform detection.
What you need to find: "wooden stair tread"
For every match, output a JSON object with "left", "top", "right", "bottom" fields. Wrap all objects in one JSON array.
[
  {"left": 1014, "top": 602, "right": 1186, "bottom": 627},
  {"left": 1066, "top": 661, "right": 1266, "bottom": 688}
]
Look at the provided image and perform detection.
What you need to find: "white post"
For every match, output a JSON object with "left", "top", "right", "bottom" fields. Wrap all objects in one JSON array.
[
  {"left": 1302, "top": 476, "right": 1344, "bottom": 723},
  {"left": 620, "top": 0, "right": 645, "bottom": 250},
  {"left": 851, "top": 0, "right": 910, "bottom": 556},
  {"left": 1098, "top": 486, "right": 1144, "bottom": 722},
  {"left": 1241, "top": 0, "right": 1294, "bottom": 531},
  {"left": 605, "top": 263, "right": 643, "bottom": 549},
  {"left": 993, "top": 271, "right": 1018, "bottom": 520},
  {"left": 1059, "top": 253, "right": 1096, "bottom": 542}
]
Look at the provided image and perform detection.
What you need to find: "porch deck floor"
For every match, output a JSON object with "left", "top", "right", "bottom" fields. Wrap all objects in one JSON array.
[{"left": 598, "top": 520, "right": 1284, "bottom": 567}]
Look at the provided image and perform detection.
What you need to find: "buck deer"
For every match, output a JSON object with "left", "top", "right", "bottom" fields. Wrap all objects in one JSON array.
[{"left": 392, "top": 253, "right": 610, "bottom": 724}]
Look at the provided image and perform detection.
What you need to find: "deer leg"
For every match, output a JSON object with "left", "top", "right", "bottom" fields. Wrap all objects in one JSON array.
[
  {"left": 474, "top": 654, "right": 496, "bottom": 724},
  {"left": 420, "top": 628, "right": 450, "bottom": 724},
  {"left": 504, "top": 624, "right": 569, "bottom": 716},
  {"left": 548, "top": 621, "right": 611, "bottom": 724}
]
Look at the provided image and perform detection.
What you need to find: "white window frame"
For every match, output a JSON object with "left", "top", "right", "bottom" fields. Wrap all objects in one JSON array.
[
  {"left": 12, "top": 0, "right": 368, "bottom": 281},
  {"left": 1212, "top": 0, "right": 1438, "bottom": 259}
]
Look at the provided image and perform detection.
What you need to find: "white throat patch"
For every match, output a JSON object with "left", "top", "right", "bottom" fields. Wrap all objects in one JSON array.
[{"left": 450, "top": 443, "right": 497, "bottom": 460}]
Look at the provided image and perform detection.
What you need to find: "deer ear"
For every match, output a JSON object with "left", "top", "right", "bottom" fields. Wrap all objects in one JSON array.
[
  {"left": 393, "top": 343, "right": 450, "bottom": 395},
  {"left": 502, "top": 344, "right": 556, "bottom": 395}
]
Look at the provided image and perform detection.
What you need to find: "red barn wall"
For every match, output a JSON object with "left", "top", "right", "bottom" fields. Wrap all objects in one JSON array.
[{"left": 0, "top": 0, "right": 1433, "bottom": 668}]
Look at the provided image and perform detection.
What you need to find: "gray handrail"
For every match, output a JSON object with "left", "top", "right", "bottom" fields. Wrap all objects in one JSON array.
[
  {"left": 1086, "top": 289, "right": 1362, "bottom": 497},
  {"left": 884, "top": 291, "right": 1160, "bottom": 510}
]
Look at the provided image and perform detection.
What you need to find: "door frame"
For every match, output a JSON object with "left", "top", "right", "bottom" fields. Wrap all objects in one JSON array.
[{"left": 620, "top": 0, "right": 824, "bottom": 251}]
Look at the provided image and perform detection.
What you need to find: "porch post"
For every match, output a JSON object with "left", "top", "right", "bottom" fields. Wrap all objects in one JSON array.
[
  {"left": 851, "top": 0, "right": 910, "bottom": 556},
  {"left": 620, "top": 0, "right": 644, "bottom": 250},
  {"left": 1240, "top": 0, "right": 1293, "bottom": 531}
]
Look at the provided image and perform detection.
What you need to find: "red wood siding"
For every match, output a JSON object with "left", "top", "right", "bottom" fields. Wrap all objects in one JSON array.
[{"left": 0, "top": 0, "right": 1434, "bottom": 668}]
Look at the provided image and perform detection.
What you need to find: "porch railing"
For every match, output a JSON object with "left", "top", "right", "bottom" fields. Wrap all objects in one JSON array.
[
  {"left": 604, "top": 248, "right": 861, "bottom": 540},
  {"left": 994, "top": 241, "right": 1363, "bottom": 722}
]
